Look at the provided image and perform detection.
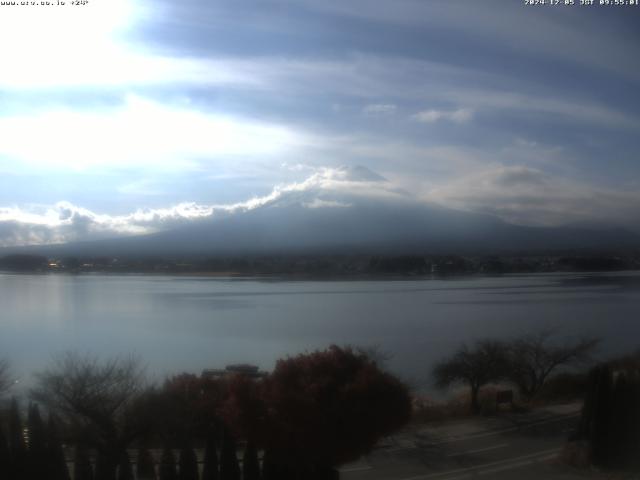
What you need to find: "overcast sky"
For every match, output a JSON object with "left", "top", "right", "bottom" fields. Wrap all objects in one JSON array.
[{"left": 1, "top": 0, "right": 639, "bottom": 246}]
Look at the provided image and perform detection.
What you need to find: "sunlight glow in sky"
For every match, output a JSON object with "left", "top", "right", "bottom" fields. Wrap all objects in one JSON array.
[
  {"left": 0, "top": 0, "right": 140, "bottom": 88},
  {"left": 0, "top": 0, "right": 639, "bottom": 245},
  {"left": 0, "top": 96, "right": 303, "bottom": 171}
]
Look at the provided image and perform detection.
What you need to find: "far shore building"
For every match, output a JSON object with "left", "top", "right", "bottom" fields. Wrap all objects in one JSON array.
[{"left": 202, "top": 363, "right": 268, "bottom": 380}]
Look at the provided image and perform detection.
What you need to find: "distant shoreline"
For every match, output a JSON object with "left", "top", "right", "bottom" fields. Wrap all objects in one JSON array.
[{"left": 2, "top": 252, "right": 640, "bottom": 279}]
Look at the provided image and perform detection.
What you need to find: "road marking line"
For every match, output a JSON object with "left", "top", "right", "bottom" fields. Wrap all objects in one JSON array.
[
  {"left": 446, "top": 443, "right": 508, "bottom": 457},
  {"left": 340, "top": 465, "right": 372, "bottom": 473},
  {"left": 473, "top": 453, "right": 557, "bottom": 477},
  {"left": 399, "top": 447, "right": 560, "bottom": 480}
]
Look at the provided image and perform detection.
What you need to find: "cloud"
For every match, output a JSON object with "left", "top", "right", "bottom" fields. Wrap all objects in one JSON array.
[
  {"left": 413, "top": 108, "right": 473, "bottom": 124},
  {"left": 284, "top": 0, "right": 640, "bottom": 81},
  {"left": 0, "top": 51, "right": 265, "bottom": 91},
  {"left": 302, "top": 199, "right": 351, "bottom": 209},
  {"left": 0, "top": 96, "right": 304, "bottom": 172},
  {"left": 491, "top": 167, "right": 548, "bottom": 187},
  {"left": 427, "top": 165, "right": 640, "bottom": 228},
  {"left": 117, "top": 179, "right": 164, "bottom": 197},
  {"left": 262, "top": 165, "right": 404, "bottom": 206},
  {"left": 0, "top": 0, "right": 261, "bottom": 92},
  {"left": 0, "top": 201, "right": 225, "bottom": 247},
  {"left": 363, "top": 104, "right": 397, "bottom": 116},
  {"left": 0, "top": 166, "right": 403, "bottom": 247},
  {"left": 448, "top": 90, "right": 640, "bottom": 131}
]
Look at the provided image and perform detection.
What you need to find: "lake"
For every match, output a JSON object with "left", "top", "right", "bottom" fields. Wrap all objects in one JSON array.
[{"left": 1, "top": 271, "right": 639, "bottom": 392}]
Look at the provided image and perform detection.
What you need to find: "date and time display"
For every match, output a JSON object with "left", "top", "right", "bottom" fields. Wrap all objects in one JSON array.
[{"left": 525, "top": 0, "right": 639, "bottom": 5}]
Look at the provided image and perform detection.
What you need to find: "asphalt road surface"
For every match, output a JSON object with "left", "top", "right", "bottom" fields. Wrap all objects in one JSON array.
[{"left": 339, "top": 404, "right": 605, "bottom": 480}]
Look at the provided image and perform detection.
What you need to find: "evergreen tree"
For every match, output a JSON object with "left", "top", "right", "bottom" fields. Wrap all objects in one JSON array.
[
  {"left": 0, "top": 427, "right": 10, "bottom": 478},
  {"left": 158, "top": 447, "right": 178, "bottom": 480},
  {"left": 577, "top": 366, "right": 599, "bottom": 439},
  {"left": 316, "top": 466, "right": 339, "bottom": 480},
  {"left": 219, "top": 429, "right": 240, "bottom": 480},
  {"left": 178, "top": 445, "right": 199, "bottom": 480},
  {"left": 73, "top": 445, "right": 94, "bottom": 480},
  {"left": 117, "top": 450, "right": 134, "bottom": 480},
  {"left": 201, "top": 437, "right": 219, "bottom": 480},
  {"left": 579, "top": 358, "right": 640, "bottom": 469},
  {"left": 9, "top": 398, "right": 28, "bottom": 480},
  {"left": 591, "top": 365, "right": 613, "bottom": 467},
  {"left": 95, "top": 451, "right": 117, "bottom": 480},
  {"left": 242, "top": 443, "right": 260, "bottom": 480},
  {"left": 27, "top": 403, "right": 48, "bottom": 480},
  {"left": 260, "top": 451, "right": 299, "bottom": 480},
  {"left": 260, "top": 450, "right": 277, "bottom": 480},
  {"left": 629, "top": 376, "right": 640, "bottom": 470},
  {"left": 611, "top": 373, "right": 639, "bottom": 468},
  {"left": 136, "top": 447, "right": 156, "bottom": 480},
  {"left": 46, "top": 415, "right": 71, "bottom": 480}
]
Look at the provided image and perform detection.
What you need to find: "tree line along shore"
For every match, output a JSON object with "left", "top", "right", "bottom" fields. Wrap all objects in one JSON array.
[{"left": 2, "top": 252, "right": 640, "bottom": 276}]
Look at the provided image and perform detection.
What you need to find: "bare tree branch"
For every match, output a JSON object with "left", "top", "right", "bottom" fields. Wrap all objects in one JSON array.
[
  {"left": 30, "top": 351, "right": 148, "bottom": 473},
  {"left": 355, "top": 344, "right": 393, "bottom": 369},
  {"left": 506, "top": 331, "right": 599, "bottom": 400},
  {"left": 433, "top": 340, "right": 509, "bottom": 414}
]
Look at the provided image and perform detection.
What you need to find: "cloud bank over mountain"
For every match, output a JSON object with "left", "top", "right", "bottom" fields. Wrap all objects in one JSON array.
[
  {"left": 0, "top": 166, "right": 403, "bottom": 247},
  {"left": 1, "top": 165, "right": 639, "bottom": 250},
  {"left": 427, "top": 166, "right": 640, "bottom": 229}
]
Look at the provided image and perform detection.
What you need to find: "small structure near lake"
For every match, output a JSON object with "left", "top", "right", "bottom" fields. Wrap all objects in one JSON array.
[{"left": 202, "top": 364, "right": 268, "bottom": 380}]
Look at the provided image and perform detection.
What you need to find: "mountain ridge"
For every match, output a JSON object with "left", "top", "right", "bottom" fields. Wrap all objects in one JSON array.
[{"left": 2, "top": 199, "right": 637, "bottom": 258}]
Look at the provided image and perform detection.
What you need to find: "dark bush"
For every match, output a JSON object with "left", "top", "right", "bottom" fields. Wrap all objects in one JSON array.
[
  {"left": 224, "top": 345, "right": 411, "bottom": 471},
  {"left": 137, "top": 448, "right": 156, "bottom": 480}
]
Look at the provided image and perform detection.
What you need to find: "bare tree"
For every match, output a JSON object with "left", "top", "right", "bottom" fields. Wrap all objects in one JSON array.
[
  {"left": 356, "top": 344, "right": 393, "bottom": 369},
  {"left": 506, "top": 331, "right": 598, "bottom": 400},
  {"left": 31, "top": 352, "right": 148, "bottom": 480},
  {"left": 433, "top": 340, "right": 509, "bottom": 414}
]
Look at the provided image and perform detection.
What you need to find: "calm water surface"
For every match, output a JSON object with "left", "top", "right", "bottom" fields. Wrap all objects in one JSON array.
[{"left": 1, "top": 271, "right": 639, "bottom": 389}]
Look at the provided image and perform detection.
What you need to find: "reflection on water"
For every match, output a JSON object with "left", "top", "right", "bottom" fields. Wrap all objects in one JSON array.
[{"left": 0, "top": 271, "right": 639, "bottom": 389}]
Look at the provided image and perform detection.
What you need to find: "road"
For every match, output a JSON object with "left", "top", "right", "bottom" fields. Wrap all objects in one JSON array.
[{"left": 339, "top": 404, "right": 605, "bottom": 480}]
